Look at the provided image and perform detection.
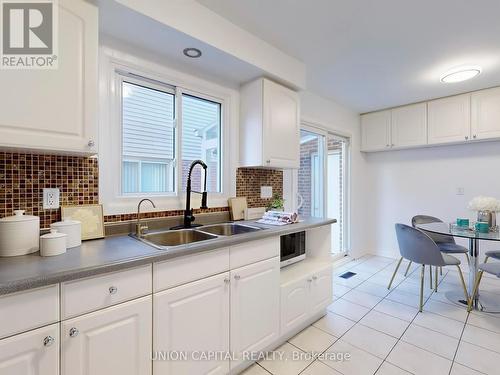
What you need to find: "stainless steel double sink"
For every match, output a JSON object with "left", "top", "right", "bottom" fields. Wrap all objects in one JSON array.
[{"left": 131, "top": 223, "right": 264, "bottom": 250}]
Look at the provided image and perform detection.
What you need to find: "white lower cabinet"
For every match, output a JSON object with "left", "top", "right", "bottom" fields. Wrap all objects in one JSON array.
[
  {"left": 310, "top": 268, "right": 333, "bottom": 313},
  {"left": 153, "top": 272, "right": 230, "bottom": 375},
  {"left": 230, "top": 257, "right": 280, "bottom": 369},
  {"left": 280, "top": 266, "right": 332, "bottom": 333},
  {"left": 281, "top": 278, "right": 310, "bottom": 333},
  {"left": 0, "top": 323, "right": 59, "bottom": 375},
  {"left": 61, "top": 296, "right": 152, "bottom": 375}
]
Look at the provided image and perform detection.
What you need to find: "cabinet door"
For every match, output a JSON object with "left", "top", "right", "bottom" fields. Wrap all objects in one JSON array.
[
  {"left": 428, "top": 94, "right": 470, "bottom": 145},
  {"left": 280, "top": 278, "right": 310, "bottom": 334},
  {"left": 361, "top": 110, "right": 391, "bottom": 151},
  {"left": 0, "top": 0, "right": 98, "bottom": 154},
  {"left": 262, "top": 79, "right": 300, "bottom": 168},
  {"left": 231, "top": 257, "right": 280, "bottom": 369},
  {"left": 62, "top": 296, "right": 152, "bottom": 375},
  {"left": 391, "top": 103, "right": 427, "bottom": 148},
  {"left": 0, "top": 324, "right": 59, "bottom": 375},
  {"left": 153, "top": 273, "right": 230, "bottom": 375},
  {"left": 310, "top": 268, "right": 333, "bottom": 314},
  {"left": 471, "top": 87, "right": 500, "bottom": 140}
]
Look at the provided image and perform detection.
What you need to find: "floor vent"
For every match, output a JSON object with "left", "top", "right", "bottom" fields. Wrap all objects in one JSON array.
[{"left": 339, "top": 271, "right": 356, "bottom": 279}]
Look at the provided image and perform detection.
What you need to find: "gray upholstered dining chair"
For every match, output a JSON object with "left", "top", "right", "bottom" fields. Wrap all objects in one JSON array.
[
  {"left": 468, "top": 259, "right": 500, "bottom": 312},
  {"left": 485, "top": 251, "right": 500, "bottom": 262},
  {"left": 388, "top": 215, "right": 469, "bottom": 290},
  {"left": 395, "top": 224, "right": 469, "bottom": 312}
]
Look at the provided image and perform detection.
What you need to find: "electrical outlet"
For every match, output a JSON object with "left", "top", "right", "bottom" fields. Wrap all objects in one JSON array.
[
  {"left": 456, "top": 187, "right": 465, "bottom": 195},
  {"left": 43, "top": 188, "right": 60, "bottom": 209},
  {"left": 261, "top": 186, "right": 273, "bottom": 199}
]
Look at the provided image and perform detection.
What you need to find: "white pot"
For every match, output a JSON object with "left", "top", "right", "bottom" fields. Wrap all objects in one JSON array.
[
  {"left": 0, "top": 210, "right": 40, "bottom": 257},
  {"left": 40, "top": 229, "right": 67, "bottom": 257},
  {"left": 51, "top": 219, "right": 81, "bottom": 248}
]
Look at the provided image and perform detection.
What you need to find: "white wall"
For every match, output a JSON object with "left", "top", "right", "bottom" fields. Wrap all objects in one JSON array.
[
  {"left": 298, "top": 91, "right": 370, "bottom": 259},
  {"left": 364, "top": 141, "right": 500, "bottom": 258}
]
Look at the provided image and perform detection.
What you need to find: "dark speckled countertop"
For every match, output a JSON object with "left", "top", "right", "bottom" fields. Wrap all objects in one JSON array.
[{"left": 0, "top": 217, "right": 336, "bottom": 295}]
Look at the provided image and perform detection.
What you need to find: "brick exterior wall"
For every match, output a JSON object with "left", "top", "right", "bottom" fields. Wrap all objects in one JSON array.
[{"left": 298, "top": 137, "right": 319, "bottom": 217}]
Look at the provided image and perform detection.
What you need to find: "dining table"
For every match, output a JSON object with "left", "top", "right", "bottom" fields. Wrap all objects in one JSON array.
[{"left": 418, "top": 222, "right": 500, "bottom": 313}]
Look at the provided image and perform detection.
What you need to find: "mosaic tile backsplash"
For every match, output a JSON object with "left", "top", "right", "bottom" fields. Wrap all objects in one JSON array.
[
  {"left": 0, "top": 152, "right": 283, "bottom": 229},
  {"left": 0, "top": 152, "right": 99, "bottom": 229},
  {"left": 236, "top": 168, "right": 283, "bottom": 208}
]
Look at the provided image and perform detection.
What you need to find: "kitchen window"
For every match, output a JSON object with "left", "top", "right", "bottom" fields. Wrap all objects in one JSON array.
[{"left": 118, "top": 73, "right": 223, "bottom": 196}]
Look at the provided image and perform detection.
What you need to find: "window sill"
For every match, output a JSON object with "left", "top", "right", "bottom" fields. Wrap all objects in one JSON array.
[{"left": 102, "top": 194, "right": 231, "bottom": 216}]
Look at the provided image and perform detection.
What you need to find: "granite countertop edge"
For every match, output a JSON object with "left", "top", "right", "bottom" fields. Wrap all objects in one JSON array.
[{"left": 0, "top": 218, "right": 336, "bottom": 296}]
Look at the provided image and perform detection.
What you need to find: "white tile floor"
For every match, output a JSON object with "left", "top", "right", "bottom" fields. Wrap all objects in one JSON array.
[{"left": 242, "top": 255, "right": 500, "bottom": 375}]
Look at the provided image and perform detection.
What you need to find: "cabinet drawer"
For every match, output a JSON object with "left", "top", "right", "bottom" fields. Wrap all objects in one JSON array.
[
  {"left": 61, "top": 265, "right": 152, "bottom": 319},
  {"left": 154, "top": 248, "right": 229, "bottom": 292},
  {"left": 0, "top": 285, "right": 59, "bottom": 339},
  {"left": 230, "top": 237, "right": 279, "bottom": 268}
]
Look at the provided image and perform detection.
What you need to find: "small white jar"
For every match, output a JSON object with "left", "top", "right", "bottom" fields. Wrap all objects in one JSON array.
[
  {"left": 40, "top": 229, "right": 67, "bottom": 257},
  {"left": 0, "top": 210, "right": 40, "bottom": 257},
  {"left": 50, "top": 219, "right": 81, "bottom": 248}
]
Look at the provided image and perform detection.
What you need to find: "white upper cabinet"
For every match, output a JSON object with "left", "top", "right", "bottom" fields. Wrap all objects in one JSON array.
[
  {"left": 361, "top": 110, "right": 391, "bottom": 151},
  {"left": 471, "top": 86, "right": 500, "bottom": 140},
  {"left": 428, "top": 94, "right": 471, "bottom": 145},
  {"left": 0, "top": 0, "right": 98, "bottom": 154},
  {"left": 240, "top": 78, "right": 300, "bottom": 168},
  {"left": 391, "top": 103, "right": 427, "bottom": 148}
]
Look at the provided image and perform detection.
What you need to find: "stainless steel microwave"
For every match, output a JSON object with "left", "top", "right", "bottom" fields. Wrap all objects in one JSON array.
[{"left": 280, "top": 231, "right": 306, "bottom": 268}]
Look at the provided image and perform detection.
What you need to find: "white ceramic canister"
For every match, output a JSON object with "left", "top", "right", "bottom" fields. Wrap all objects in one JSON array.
[
  {"left": 50, "top": 219, "right": 81, "bottom": 248},
  {"left": 0, "top": 210, "right": 40, "bottom": 257},
  {"left": 40, "top": 229, "right": 67, "bottom": 257}
]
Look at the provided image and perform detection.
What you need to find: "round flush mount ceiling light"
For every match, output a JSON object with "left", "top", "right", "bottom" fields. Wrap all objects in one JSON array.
[
  {"left": 183, "top": 48, "right": 202, "bottom": 58},
  {"left": 440, "top": 66, "right": 482, "bottom": 83}
]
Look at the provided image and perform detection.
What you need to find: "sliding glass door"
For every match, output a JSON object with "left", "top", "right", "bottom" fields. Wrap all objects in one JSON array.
[{"left": 295, "top": 125, "right": 350, "bottom": 256}]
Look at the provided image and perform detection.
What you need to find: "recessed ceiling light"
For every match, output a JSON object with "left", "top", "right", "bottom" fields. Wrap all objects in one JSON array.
[
  {"left": 183, "top": 48, "right": 202, "bottom": 58},
  {"left": 440, "top": 66, "right": 481, "bottom": 83}
]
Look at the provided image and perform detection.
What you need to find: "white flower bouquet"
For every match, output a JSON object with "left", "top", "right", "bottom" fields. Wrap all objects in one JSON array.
[{"left": 467, "top": 196, "right": 500, "bottom": 212}]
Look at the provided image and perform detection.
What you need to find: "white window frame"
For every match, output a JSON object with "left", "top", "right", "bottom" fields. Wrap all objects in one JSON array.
[
  {"left": 99, "top": 46, "right": 237, "bottom": 215},
  {"left": 118, "top": 73, "right": 177, "bottom": 196}
]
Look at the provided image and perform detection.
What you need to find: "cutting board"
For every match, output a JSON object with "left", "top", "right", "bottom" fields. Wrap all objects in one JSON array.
[{"left": 228, "top": 197, "right": 247, "bottom": 221}]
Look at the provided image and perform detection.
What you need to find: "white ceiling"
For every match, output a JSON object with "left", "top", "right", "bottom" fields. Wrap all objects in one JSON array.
[
  {"left": 196, "top": 0, "right": 500, "bottom": 113},
  {"left": 96, "top": 0, "right": 264, "bottom": 89}
]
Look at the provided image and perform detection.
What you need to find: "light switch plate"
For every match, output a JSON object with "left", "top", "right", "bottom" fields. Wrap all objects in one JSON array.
[
  {"left": 261, "top": 186, "right": 273, "bottom": 199},
  {"left": 456, "top": 187, "right": 465, "bottom": 195},
  {"left": 43, "top": 188, "right": 60, "bottom": 209}
]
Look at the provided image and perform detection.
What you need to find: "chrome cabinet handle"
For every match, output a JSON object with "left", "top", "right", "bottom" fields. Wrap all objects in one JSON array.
[
  {"left": 465, "top": 136, "right": 469, "bottom": 140},
  {"left": 224, "top": 278, "right": 230, "bottom": 284},
  {"left": 266, "top": 160, "right": 271, "bottom": 164},
  {"left": 473, "top": 134, "right": 477, "bottom": 139},
  {"left": 386, "top": 144, "right": 390, "bottom": 147},
  {"left": 312, "top": 275, "right": 318, "bottom": 280},
  {"left": 88, "top": 139, "right": 95, "bottom": 147},
  {"left": 307, "top": 278, "right": 313, "bottom": 282},
  {"left": 234, "top": 275, "right": 241, "bottom": 280},
  {"left": 109, "top": 286, "right": 118, "bottom": 295},
  {"left": 69, "top": 328, "right": 79, "bottom": 338},
  {"left": 43, "top": 336, "right": 55, "bottom": 347}
]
